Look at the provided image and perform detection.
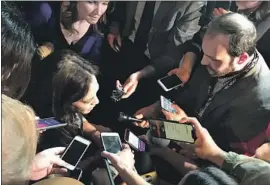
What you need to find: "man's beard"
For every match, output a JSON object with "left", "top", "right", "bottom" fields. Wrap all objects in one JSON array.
[{"left": 206, "top": 65, "right": 235, "bottom": 77}]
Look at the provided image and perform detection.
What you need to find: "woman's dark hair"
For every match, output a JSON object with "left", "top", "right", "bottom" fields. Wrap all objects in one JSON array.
[
  {"left": 61, "top": 1, "right": 114, "bottom": 34},
  {"left": 180, "top": 166, "right": 238, "bottom": 185},
  {"left": 1, "top": 1, "right": 36, "bottom": 99},
  {"left": 52, "top": 50, "right": 98, "bottom": 124}
]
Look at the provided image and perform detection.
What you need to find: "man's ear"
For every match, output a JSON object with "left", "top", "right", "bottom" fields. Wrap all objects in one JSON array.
[{"left": 237, "top": 52, "right": 249, "bottom": 65}]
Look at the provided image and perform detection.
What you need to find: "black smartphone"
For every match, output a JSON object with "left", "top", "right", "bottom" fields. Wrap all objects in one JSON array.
[
  {"left": 61, "top": 136, "right": 91, "bottom": 171},
  {"left": 124, "top": 129, "right": 146, "bottom": 152},
  {"left": 37, "top": 117, "right": 67, "bottom": 130},
  {"left": 149, "top": 119, "right": 195, "bottom": 144},
  {"left": 157, "top": 75, "right": 184, "bottom": 91}
]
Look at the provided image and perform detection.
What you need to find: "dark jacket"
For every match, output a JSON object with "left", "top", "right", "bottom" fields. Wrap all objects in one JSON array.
[
  {"left": 172, "top": 51, "right": 270, "bottom": 155},
  {"left": 110, "top": 1, "right": 204, "bottom": 76},
  {"left": 22, "top": 1, "right": 103, "bottom": 63}
]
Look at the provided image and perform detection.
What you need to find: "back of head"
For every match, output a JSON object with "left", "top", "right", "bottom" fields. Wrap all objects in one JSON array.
[
  {"left": 52, "top": 50, "right": 98, "bottom": 122},
  {"left": 1, "top": 1, "right": 35, "bottom": 99},
  {"left": 179, "top": 166, "right": 238, "bottom": 185},
  {"left": 206, "top": 13, "right": 257, "bottom": 57},
  {"left": 2, "top": 95, "right": 38, "bottom": 185}
]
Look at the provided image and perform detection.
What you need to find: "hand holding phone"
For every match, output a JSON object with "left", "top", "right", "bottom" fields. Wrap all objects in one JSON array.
[
  {"left": 124, "top": 129, "right": 146, "bottom": 152},
  {"left": 30, "top": 147, "right": 68, "bottom": 181},
  {"left": 157, "top": 74, "right": 184, "bottom": 91},
  {"left": 101, "top": 132, "right": 123, "bottom": 184},
  {"left": 61, "top": 136, "right": 91, "bottom": 171},
  {"left": 111, "top": 81, "right": 125, "bottom": 102},
  {"left": 101, "top": 144, "right": 135, "bottom": 171},
  {"left": 101, "top": 133, "right": 122, "bottom": 154},
  {"left": 160, "top": 96, "right": 176, "bottom": 113}
]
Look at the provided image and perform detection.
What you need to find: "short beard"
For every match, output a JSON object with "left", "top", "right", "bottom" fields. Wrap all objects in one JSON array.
[{"left": 206, "top": 64, "right": 235, "bottom": 77}]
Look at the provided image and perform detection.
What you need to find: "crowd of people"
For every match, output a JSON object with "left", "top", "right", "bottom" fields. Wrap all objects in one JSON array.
[{"left": 2, "top": 1, "right": 270, "bottom": 185}]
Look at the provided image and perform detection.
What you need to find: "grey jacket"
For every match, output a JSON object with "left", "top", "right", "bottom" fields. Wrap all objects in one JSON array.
[
  {"left": 222, "top": 152, "right": 270, "bottom": 185},
  {"left": 110, "top": 1, "right": 204, "bottom": 76}
]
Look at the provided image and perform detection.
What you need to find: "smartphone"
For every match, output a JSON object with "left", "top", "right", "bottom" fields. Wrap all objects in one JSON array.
[
  {"left": 157, "top": 74, "right": 184, "bottom": 91},
  {"left": 37, "top": 117, "right": 67, "bottom": 130},
  {"left": 160, "top": 95, "right": 176, "bottom": 113},
  {"left": 101, "top": 132, "right": 122, "bottom": 154},
  {"left": 124, "top": 129, "right": 146, "bottom": 152},
  {"left": 70, "top": 168, "right": 83, "bottom": 180},
  {"left": 61, "top": 136, "right": 91, "bottom": 170},
  {"left": 149, "top": 119, "right": 195, "bottom": 143}
]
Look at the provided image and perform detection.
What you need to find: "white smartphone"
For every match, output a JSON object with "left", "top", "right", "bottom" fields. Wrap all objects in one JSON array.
[
  {"left": 124, "top": 129, "right": 146, "bottom": 152},
  {"left": 157, "top": 74, "right": 184, "bottom": 91},
  {"left": 101, "top": 132, "right": 122, "bottom": 154},
  {"left": 61, "top": 136, "right": 91, "bottom": 170},
  {"left": 37, "top": 117, "right": 67, "bottom": 130},
  {"left": 160, "top": 95, "right": 176, "bottom": 113}
]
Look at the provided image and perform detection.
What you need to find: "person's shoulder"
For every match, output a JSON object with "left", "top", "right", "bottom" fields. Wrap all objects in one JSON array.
[
  {"left": 175, "top": 1, "right": 204, "bottom": 11},
  {"left": 27, "top": 2, "right": 57, "bottom": 24},
  {"left": 255, "top": 52, "right": 270, "bottom": 79},
  {"left": 37, "top": 2, "right": 57, "bottom": 22}
]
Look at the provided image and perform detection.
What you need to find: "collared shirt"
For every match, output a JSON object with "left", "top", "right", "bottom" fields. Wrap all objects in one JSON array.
[{"left": 129, "top": 1, "right": 161, "bottom": 58}]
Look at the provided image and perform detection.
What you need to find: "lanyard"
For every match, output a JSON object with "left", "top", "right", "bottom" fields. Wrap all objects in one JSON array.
[{"left": 198, "top": 53, "right": 259, "bottom": 118}]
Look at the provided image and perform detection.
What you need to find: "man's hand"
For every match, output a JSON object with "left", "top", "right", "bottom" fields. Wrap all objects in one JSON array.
[
  {"left": 168, "top": 52, "right": 197, "bottom": 84},
  {"left": 121, "top": 73, "right": 140, "bottom": 99},
  {"left": 254, "top": 143, "right": 270, "bottom": 162},
  {"left": 133, "top": 102, "right": 160, "bottom": 128},
  {"left": 213, "top": 8, "right": 231, "bottom": 16},
  {"left": 30, "top": 147, "right": 68, "bottom": 180},
  {"left": 101, "top": 144, "right": 135, "bottom": 172},
  {"left": 168, "top": 68, "right": 190, "bottom": 84},
  {"left": 107, "top": 33, "right": 122, "bottom": 52},
  {"left": 175, "top": 142, "right": 198, "bottom": 160},
  {"left": 162, "top": 104, "right": 187, "bottom": 122},
  {"left": 180, "top": 117, "right": 226, "bottom": 166}
]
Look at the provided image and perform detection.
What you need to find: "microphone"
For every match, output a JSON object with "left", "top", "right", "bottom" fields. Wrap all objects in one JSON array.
[{"left": 118, "top": 112, "right": 144, "bottom": 122}]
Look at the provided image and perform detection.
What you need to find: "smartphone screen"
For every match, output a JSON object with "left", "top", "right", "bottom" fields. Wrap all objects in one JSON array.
[
  {"left": 61, "top": 140, "right": 89, "bottom": 167},
  {"left": 149, "top": 119, "right": 195, "bottom": 143},
  {"left": 125, "top": 130, "right": 146, "bottom": 152},
  {"left": 102, "top": 135, "right": 122, "bottom": 154},
  {"left": 160, "top": 96, "right": 176, "bottom": 113},
  {"left": 159, "top": 75, "right": 183, "bottom": 90},
  {"left": 37, "top": 117, "right": 66, "bottom": 129}
]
